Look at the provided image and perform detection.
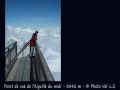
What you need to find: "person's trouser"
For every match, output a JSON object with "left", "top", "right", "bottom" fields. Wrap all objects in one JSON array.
[{"left": 30, "top": 46, "right": 34, "bottom": 56}]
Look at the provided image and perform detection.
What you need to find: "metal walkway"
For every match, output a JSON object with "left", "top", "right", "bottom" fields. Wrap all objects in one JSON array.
[
  {"left": 5, "top": 41, "right": 54, "bottom": 81},
  {"left": 6, "top": 55, "right": 30, "bottom": 81}
]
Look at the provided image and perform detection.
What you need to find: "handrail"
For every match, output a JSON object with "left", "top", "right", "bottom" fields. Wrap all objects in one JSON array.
[
  {"left": 5, "top": 41, "right": 17, "bottom": 50},
  {"left": 5, "top": 41, "right": 17, "bottom": 78},
  {"left": 17, "top": 42, "right": 29, "bottom": 56},
  {"left": 5, "top": 41, "right": 29, "bottom": 79},
  {"left": 35, "top": 42, "right": 54, "bottom": 81},
  {"left": 5, "top": 41, "right": 17, "bottom": 56}
]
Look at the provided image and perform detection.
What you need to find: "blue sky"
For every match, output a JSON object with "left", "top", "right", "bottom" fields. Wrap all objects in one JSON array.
[{"left": 5, "top": 0, "right": 61, "bottom": 28}]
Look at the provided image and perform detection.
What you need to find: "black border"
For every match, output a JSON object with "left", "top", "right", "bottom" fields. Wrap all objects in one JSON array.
[{"left": 0, "top": 0, "right": 5, "bottom": 82}]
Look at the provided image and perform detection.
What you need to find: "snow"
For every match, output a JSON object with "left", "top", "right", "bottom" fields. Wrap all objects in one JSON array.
[{"left": 5, "top": 25, "right": 61, "bottom": 81}]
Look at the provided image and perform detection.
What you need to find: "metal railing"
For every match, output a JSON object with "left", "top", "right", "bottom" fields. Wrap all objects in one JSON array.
[
  {"left": 5, "top": 41, "right": 29, "bottom": 80},
  {"left": 5, "top": 41, "right": 54, "bottom": 81},
  {"left": 5, "top": 41, "right": 17, "bottom": 78}
]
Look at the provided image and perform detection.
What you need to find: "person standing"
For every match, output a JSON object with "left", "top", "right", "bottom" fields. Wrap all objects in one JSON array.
[{"left": 29, "top": 31, "right": 38, "bottom": 56}]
